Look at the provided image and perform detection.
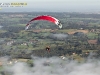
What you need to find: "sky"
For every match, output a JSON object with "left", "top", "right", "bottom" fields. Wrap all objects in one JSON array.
[{"left": 0, "top": 0, "right": 100, "bottom": 12}]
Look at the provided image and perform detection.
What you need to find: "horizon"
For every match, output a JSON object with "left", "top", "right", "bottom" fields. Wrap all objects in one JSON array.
[{"left": 0, "top": 0, "right": 100, "bottom": 13}]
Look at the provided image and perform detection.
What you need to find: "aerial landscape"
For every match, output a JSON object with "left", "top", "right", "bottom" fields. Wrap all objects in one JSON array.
[
  {"left": 0, "top": 12, "right": 100, "bottom": 57},
  {"left": 0, "top": 0, "right": 100, "bottom": 75},
  {"left": 0, "top": 11, "right": 100, "bottom": 75}
]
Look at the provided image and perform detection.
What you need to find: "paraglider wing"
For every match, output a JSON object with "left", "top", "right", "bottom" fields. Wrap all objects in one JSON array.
[{"left": 25, "top": 15, "right": 62, "bottom": 30}]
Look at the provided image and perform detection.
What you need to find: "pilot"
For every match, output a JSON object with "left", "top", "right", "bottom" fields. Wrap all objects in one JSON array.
[{"left": 46, "top": 46, "right": 50, "bottom": 52}]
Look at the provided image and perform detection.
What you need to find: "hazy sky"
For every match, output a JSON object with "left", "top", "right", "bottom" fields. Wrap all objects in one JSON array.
[{"left": 0, "top": 0, "right": 100, "bottom": 12}]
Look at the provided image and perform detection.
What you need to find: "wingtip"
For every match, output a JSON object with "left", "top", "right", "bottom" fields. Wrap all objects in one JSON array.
[{"left": 58, "top": 24, "right": 62, "bottom": 29}]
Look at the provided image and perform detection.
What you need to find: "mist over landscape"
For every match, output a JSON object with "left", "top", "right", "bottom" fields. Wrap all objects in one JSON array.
[{"left": 0, "top": 55, "right": 100, "bottom": 75}]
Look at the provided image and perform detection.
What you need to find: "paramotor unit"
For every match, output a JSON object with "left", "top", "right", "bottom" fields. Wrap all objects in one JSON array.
[
  {"left": 25, "top": 15, "right": 62, "bottom": 30},
  {"left": 46, "top": 46, "right": 50, "bottom": 52}
]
